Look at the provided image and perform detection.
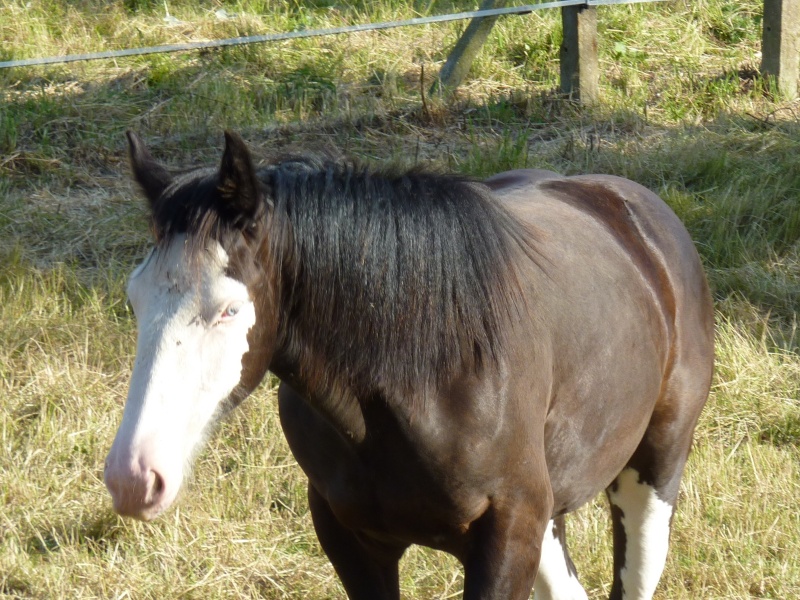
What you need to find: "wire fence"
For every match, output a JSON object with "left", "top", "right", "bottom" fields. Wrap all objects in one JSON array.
[{"left": 0, "top": 0, "right": 664, "bottom": 70}]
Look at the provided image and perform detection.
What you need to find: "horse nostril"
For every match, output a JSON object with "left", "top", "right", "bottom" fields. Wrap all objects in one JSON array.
[
  {"left": 146, "top": 469, "right": 166, "bottom": 505},
  {"left": 153, "top": 470, "right": 164, "bottom": 495}
]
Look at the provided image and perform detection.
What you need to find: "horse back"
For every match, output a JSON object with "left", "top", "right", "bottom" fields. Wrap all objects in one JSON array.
[{"left": 488, "top": 169, "right": 713, "bottom": 356}]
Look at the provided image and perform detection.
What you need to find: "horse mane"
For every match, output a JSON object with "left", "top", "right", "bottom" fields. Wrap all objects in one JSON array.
[
  {"left": 262, "top": 154, "right": 537, "bottom": 399},
  {"left": 151, "top": 153, "right": 537, "bottom": 400}
]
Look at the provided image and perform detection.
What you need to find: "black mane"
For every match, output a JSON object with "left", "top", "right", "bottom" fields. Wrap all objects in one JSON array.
[{"left": 154, "top": 154, "right": 536, "bottom": 399}]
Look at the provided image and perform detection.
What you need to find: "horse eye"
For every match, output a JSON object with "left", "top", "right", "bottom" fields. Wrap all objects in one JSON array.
[{"left": 222, "top": 304, "right": 241, "bottom": 319}]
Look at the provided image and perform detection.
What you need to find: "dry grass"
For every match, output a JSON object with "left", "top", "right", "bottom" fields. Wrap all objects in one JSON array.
[{"left": 2, "top": 0, "right": 800, "bottom": 598}]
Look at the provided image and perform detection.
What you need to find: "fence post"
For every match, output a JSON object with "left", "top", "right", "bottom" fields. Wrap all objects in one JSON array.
[
  {"left": 560, "top": 4, "right": 599, "bottom": 104},
  {"left": 431, "top": 0, "right": 508, "bottom": 96},
  {"left": 761, "top": 0, "right": 800, "bottom": 99}
]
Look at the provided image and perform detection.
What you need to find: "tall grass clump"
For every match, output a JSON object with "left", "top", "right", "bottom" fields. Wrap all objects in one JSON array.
[{"left": 2, "top": 0, "right": 799, "bottom": 597}]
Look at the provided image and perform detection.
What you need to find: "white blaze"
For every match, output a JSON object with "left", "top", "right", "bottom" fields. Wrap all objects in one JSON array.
[{"left": 107, "top": 235, "right": 256, "bottom": 517}]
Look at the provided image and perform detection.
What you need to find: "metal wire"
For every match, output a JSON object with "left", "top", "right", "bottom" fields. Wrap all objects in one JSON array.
[{"left": 0, "top": 0, "right": 665, "bottom": 70}]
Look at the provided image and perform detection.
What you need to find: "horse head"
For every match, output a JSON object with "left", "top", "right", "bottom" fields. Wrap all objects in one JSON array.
[{"left": 104, "top": 132, "right": 277, "bottom": 520}]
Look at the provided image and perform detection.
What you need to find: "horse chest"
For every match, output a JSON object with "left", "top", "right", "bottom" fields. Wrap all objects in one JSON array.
[
  {"left": 278, "top": 384, "right": 500, "bottom": 547},
  {"left": 331, "top": 455, "right": 457, "bottom": 525}
]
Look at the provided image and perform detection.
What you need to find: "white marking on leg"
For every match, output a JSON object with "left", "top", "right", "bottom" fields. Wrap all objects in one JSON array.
[
  {"left": 607, "top": 468, "right": 674, "bottom": 600},
  {"left": 533, "top": 519, "right": 588, "bottom": 600}
]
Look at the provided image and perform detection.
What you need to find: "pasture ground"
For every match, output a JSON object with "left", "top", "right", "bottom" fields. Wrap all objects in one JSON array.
[{"left": 1, "top": 1, "right": 799, "bottom": 598}]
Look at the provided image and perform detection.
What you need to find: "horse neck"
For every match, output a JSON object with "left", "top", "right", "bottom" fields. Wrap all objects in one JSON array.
[
  {"left": 260, "top": 160, "right": 529, "bottom": 421},
  {"left": 269, "top": 323, "right": 371, "bottom": 440}
]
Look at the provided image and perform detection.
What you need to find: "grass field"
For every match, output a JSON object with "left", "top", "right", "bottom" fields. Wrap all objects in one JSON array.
[{"left": 1, "top": 0, "right": 799, "bottom": 598}]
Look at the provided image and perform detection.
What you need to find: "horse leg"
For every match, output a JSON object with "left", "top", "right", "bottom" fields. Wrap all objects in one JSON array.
[
  {"left": 533, "top": 515, "right": 588, "bottom": 600},
  {"left": 461, "top": 483, "right": 553, "bottom": 600},
  {"left": 605, "top": 398, "right": 705, "bottom": 600},
  {"left": 307, "top": 483, "right": 405, "bottom": 600},
  {"left": 606, "top": 466, "right": 674, "bottom": 600}
]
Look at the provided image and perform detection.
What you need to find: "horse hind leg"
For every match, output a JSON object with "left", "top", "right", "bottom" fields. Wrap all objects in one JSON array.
[
  {"left": 606, "top": 466, "right": 675, "bottom": 600},
  {"left": 605, "top": 390, "right": 707, "bottom": 600},
  {"left": 533, "top": 515, "right": 588, "bottom": 600}
]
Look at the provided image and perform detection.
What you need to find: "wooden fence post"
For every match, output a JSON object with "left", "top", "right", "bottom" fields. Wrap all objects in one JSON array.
[
  {"left": 761, "top": 0, "right": 800, "bottom": 99},
  {"left": 560, "top": 4, "right": 599, "bottom": 103},
  {"left": 431, "top": 0, "right": 508, "bottom": 97}
]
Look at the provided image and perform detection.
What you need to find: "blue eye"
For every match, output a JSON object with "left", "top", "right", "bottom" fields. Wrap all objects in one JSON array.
[{"left": 222, "top": 304, "right": 240, "bottom": 319}]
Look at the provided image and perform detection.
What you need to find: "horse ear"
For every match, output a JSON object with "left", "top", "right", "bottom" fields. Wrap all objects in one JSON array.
[
  {"left": 219, "top": 131, "right": 266, "bottom": 223},
  {"left": 126, "top": 131, "right": 173, "bottom": 207}
]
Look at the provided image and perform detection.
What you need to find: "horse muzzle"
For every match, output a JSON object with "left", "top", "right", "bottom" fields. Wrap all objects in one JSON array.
[{"left": 104, "top": 444, "right": 178, "bottom": 521}]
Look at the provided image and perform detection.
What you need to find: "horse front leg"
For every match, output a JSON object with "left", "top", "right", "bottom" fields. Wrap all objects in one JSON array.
[
  {"left": 462, "top": 489, "right": 553, "bottom": 600},
  {"left": 307, "top": 483, "right": 406, "bottom": 600}
]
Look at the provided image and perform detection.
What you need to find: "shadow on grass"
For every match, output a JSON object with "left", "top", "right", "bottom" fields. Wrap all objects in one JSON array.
[
  {"left": 0, "top": 575, "right": 33, "bottom": 598},
  {"left": 26, "top": 512, "right": 127, "bottom": 557},
  {"left": 760, "top": 412, "right": 800, "bottom": 448}
]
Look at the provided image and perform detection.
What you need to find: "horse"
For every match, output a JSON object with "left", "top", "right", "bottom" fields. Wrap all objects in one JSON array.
[{"left": 104, "top": 130, "right": 714, "bottom": 600}]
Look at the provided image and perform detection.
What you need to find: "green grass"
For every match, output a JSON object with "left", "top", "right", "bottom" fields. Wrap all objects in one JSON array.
[{"left": 2, "top": 0, "right": 800, "bottom": 597}]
